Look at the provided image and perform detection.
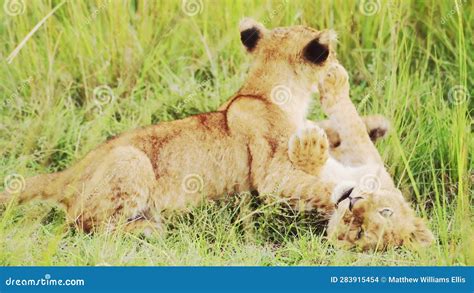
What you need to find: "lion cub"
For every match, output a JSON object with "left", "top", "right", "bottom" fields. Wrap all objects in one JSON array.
[
  {"left": 1, "top": 19, "right": 343, "bottom": 234},
  {"left": 289, "top": 63, "right": 434, "bottom": 250}
]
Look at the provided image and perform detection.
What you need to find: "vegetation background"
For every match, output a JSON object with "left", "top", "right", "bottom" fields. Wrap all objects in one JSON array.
[{"left": 0, "top": 0, "right": 472, "bottom": 265}]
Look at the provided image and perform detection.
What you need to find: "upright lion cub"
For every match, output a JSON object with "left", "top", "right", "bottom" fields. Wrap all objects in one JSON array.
[{"left": 1, "top": 19, "right": 342, "bottom": 234}]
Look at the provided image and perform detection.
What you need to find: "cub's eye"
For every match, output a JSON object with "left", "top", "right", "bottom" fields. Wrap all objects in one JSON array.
[
  {"left": 357, "top": 228, "right": 364, "bottom": 240},
  {"left": 379, "top": 208, "right": 394, "bottom": 218}
]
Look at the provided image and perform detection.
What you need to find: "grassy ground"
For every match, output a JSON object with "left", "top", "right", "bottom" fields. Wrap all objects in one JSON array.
[{"left": 0, "top": 0, "right": 472, "bottom": 266}]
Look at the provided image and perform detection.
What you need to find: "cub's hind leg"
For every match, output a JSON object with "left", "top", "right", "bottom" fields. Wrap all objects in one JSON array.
[
  {"left": 363, "top": 114, "right": 390, "bottom": 142},
  {"left": 313, "top": 114, "right": 390, "bottom": 148},
  {"left": 68, "top": 146, "right": 161, "bottom": 235},
  {"left": 312, "top": 114, "right": 390, "bottom": 162},
  {"left": 288, "top": 125, "right": 329, "bottom": 176}
]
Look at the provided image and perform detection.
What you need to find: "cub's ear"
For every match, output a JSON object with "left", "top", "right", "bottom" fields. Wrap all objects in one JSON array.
[
  {"left": 318, "top": 29, "right": 338, "bottom": 48},
  {"left": 409, "top": 218, "right": 434, "bottom": 247},
  {"left": 303, "top": 30, "right": 337, "bottom": 65},
  {"left": 239, "top": 18, "right": 266, "bottom": 52}
]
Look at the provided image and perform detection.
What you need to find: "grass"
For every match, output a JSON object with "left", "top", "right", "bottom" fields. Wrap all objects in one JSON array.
[{"left": 0, "top": 0, "right": 472, "bottom": 266}]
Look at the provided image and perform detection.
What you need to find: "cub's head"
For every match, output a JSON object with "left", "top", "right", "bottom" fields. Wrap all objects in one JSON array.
[
  {"left": 327, "top": 180, "right": 434, "bottom": 251},
  {"left": 239, "top": 18, "right": 338, "bottom": 89}
]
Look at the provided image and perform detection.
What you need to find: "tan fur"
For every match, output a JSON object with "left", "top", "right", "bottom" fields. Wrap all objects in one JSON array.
[
  {"left": 289, "top": 63, "right": 434, "bottom": 250},
  {"left": 1, "top": 19, "right": 340, "bottom": 232}
]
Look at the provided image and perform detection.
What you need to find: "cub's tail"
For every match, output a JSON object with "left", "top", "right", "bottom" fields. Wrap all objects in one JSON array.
[{"left": 0, "top": 173, "right": 61, "bottom": 205}]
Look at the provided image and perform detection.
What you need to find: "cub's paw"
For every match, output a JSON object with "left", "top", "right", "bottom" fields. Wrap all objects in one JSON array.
[
  {"left": 288, "top": 126, "right": 329, "bottom": 175},
  {"left": 319, "top": 63, "right": 350, "bottom": 110},
  {"left": 363, "top": 114, "right": 390, "bottom": 142},
  {"left": 124, "top": 218, "right": 164, "bottom": 238}
]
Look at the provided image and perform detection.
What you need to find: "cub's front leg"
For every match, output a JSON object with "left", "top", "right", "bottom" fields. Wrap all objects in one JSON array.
[
  {"left": 258, "top": 156, "right": 336, "bottom": 215},
  {"left": 319, "top": 63, "right": 385, "bottom": 166},
  {"left": 288, "top": 125, "right": 329, "bottom": 176}
]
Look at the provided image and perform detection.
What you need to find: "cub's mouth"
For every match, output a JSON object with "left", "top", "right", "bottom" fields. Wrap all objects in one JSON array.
[{"left": 334, "top": 187, "right": 363, "bottom": 211}]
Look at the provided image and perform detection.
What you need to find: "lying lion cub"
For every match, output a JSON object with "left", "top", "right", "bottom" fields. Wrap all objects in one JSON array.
[
  {"left": 0, "top": 19, "right": 432, "bottom": 250},
  {"left": 290, "top": 63, "right": 433, "bottom": 250}
]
